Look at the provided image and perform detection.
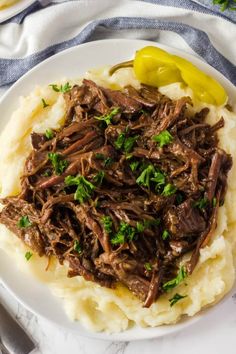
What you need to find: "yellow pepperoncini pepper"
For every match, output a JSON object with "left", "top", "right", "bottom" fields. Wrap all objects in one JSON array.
[{"left": 133, "top": 46, "right": 227, "bottom": 106}]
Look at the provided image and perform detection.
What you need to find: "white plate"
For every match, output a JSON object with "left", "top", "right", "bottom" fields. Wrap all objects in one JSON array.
[
  {"left": 0, "top": 0, "right": 34, "bottom": 23},
  {"left": 0, "top": 39, "right": 236, "bottom": 341}
]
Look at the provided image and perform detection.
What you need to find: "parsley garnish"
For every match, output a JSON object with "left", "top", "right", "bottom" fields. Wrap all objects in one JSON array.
[
  {"left": 125, "top": 153, "right": 133, "bottom": 160},
  {"left": 163, "top": 266, "right": 187, "bottom": 292},
  {"left": 136, "top": 221, "right": 145, "bottom": 233},
  {"left": 42, "top": 169, "right": 52, "bottom": 177},
  {"left": 111, "top": 221, "right": 136, "bottom": 245},
  {"left": 124, "top": 135, "right": 139, "bottom": 153},
  {"left": 74, "top": 240, "right": 82, "bottom": 254},
  {"left": 194, "top": 198, "right": 208, "bottom": 209},
  {"left": 153, "top": 130, "right": 173, "bottom": 148},
  {"left": 136, "top": 219, "right": 160, "bottom": 233},
  {"left": 65, "top": 175, "right": 95, "bottom": 204},
  {"left": 25, "top": 251, "right": 33, "bottom": 261},
  {"left": 95, "top": 153, "right": 113, "bottom": 167},
  {"left": 95, "top": 153, "right": 105, "bottom": 160},
  {"left": 48, "top": 153, "right": 68, "bottom": 175},
  {"left": 136, "top": 165, "right": 155, "bottom": 189},
  {"left": 45, "top": 129, "right": 54, "bottom": 140},
  {"left": 136, "top": 165, "right": 172, "bottom": 195},
  {"left": 49, "top": 82, "right": 72, "bottom": 93},
  {"left": 169, "top": 293, "right": 187, "bottom": 307},
  {"left": 129, "top": 160, "right": 139, "bottom": 172},
  {"left": 148, "top": 219, "right": 161, "bottom": 226},
  {"left": 93, "top": 171, "right": 105, "bottom": 185},
  {"left": 212, "top": 197, "right": 217, "bottom": 208},
  {"left": 115, "top": 132, "right": 126, "bottom": 150},
  {"left": 18, "top": 216, "right": 32, "bottom": 228},
  {"left": 104, "top": 157, "right": 114, "bottom": 167},
  {"left": 162, "top": 183, "right": 177, "bottom": 197},
  {"left": 115, "top": 130, "right": 139, "bottom": 153},
  {"left": 101, "top": 216, "right": 113, "bottom": 234},
  {"left": 95, "top": 108, "right": 120, "bottom": 126},
  {"left": 162, "top": 230, "right": 169, "bottom": 240},
  {"left": 212, "top": 0, "right": 236, "bottom": 11},
  {"left": 151, "top": 170, "right": 165, "bottom": 190},
  {"left": 144, "top": 263, "right": 152, "bottom": 271},
  {"left": 42, "top": 98, "right": 49, "bottom": 108}
]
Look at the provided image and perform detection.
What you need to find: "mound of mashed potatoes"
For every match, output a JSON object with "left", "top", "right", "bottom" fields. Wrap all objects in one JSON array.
[{"left": 0, "top": 67, "right": 235, "bottom": 333}]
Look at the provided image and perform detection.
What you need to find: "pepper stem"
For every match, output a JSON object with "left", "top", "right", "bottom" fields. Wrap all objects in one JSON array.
[{"left": 109, "top": 60, "right": 134, "bottom": 76}]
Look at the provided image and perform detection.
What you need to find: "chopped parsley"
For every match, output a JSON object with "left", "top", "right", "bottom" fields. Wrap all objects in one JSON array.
[
  {"left": 162, "top": 183, "right": 177, "bottom": 197},
  {"left": 115, "top": 132, "right": 126, "bottom": 150},
  {"left": 163, "top": 266, "right": 187, "bottom": 292},
  {"left": 18, "top": 216, "right": 32, "bottom": 228},
  {"left": 212, "top": 197, "right": 217, "bottom": 207},
  {"left": 111, "top": 221, "right": 136, "bottom": 245},
  {"left": 49, "top": 82, "right": 72, "bottom": 93},
  {"left": 148, "top": 219, "right": 161, "bottom": 226},
  {"left": 65, "top": 175, "right": 95, "bottom": 204},
  {"left": 95, "top": 107, "right": 120, "bottom": 126},
  {"left": 194, "top": 197, "right": 208, "bottom": 209},
  {"left": 25, "top": 251, "right": 33, "bottom": 261},
  {"left": 162, "top": 230, "right": 169, "bottom": 240},
  {"left": 45, "top": 129, "right": 54, "bottom": 140},
  {"left": 136, "top": 165, "right": 176, "bottom": 196},
  {"left": 101, "top": 216, "right": 113, "bottom": 234},
  {"left": 144, "top": 262, "right": 152, "bottom": 271},
  {"left": 95, "top": 153, "right": 105, "bottom": 160},
  {"left": 136, "top": 221, "right": 145, "bottom": 233},
  {"left": 169, "top": 293, "right": 187, "bottom": 307},
  {"left": 129, "top": 160, "right": 139, "bottom": 172},
  {"left": 136, "top": 165, "right": 155, "bottom": 189},
  {"left": 125, "top": 153, "right": 133, "bottom": 160},
  {"left": 104, "top": 157, "right": 114, "bottom": 167},
  {"left": 42, "top": 98, "right": 49, "bottom": 108},
  {"left": 42, "top": 169, "right": 52, "bottom": 177},
  {"left": 212, "top": 0, "right": 236, "bottom": 11},
  {"left": 93, "top": 171, "right": 105, "bottom": 185},
  {"left": 153, "top": 130, "right": 173, "bottom": 148},
  {"left": 151, "top": 170, "right": 165, "bottom": 189},
  {"left": 124, "top": 135, "right": 139, "bottom": 153},
  {"left": 95, "top": 153, "right": 113, "bottom": 167},
  {"left": 74, "top": 240, "right": 82, "bottom": 254},
  {"left": 48, "top": 152, "right": 68, "bottom": 175},
  {"left": 115, "top": 130, "right": 139, "bottom": 153},
  {"left": 136, "top": 219, "right": 160, "bottom": 233},
  {"left": 48, "top": 153, "right": 68, "bottom": 175}
]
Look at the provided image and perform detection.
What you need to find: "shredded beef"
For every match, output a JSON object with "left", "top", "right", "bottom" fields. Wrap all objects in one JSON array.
[{"left": 0, "top": 79, "right": 232, "bottom": 307}]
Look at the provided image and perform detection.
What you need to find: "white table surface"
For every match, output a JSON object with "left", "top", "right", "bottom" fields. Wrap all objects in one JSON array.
[{"left": 0, "top": 86, "right": 236, "bottom": 354}]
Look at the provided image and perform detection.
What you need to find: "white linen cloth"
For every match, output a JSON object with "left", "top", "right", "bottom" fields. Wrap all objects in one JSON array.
[{"left": 0, "top": 0, "right": 235, "bottom": 91}]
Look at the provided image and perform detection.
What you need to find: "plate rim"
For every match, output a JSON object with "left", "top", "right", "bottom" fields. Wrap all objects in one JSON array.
[{"left": 0, "top": 0, "right": 35, "bottom": 23}]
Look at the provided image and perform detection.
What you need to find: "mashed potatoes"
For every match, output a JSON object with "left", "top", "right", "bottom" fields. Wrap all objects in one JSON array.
[{"left": 0, "top": 67, "right": 235, "bottom": 333}]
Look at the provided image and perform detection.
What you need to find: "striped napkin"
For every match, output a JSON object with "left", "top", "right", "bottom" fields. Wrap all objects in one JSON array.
[{"left": 0, "top": 0, "right": 235, "bottom": 89}]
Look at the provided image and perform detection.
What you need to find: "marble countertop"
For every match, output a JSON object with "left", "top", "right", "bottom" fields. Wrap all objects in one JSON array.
[{"left": 1, "top": 283, "right": 236, "bottom": 354}]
